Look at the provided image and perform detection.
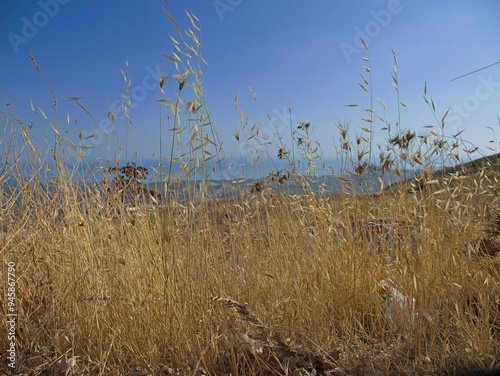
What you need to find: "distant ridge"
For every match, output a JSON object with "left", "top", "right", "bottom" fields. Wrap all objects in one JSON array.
[
  {"left": 382, "top": 152, "right": 500, "bottom": 193},
  {"left": 438, "top": 152, "right": 500, "bottom": 176}
]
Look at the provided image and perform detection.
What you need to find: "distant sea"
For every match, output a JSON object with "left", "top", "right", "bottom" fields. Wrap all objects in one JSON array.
[{"left": 2, "top": 156, "right": 416, "bottom": 200}]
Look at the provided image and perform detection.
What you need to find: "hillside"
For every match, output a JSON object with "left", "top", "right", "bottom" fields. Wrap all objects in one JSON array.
[{"left": 381, "top": 152, "right": 500, "bottom": 194}]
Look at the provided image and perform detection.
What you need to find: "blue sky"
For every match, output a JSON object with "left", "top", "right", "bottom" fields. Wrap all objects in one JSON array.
[{"left": 1, "top": 0, "right": 499, "bottom": 169}]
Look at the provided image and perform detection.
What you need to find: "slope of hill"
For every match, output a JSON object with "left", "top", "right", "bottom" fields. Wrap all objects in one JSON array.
[{"left": 381, "top": 152, "right": 500, "bottom": 194}]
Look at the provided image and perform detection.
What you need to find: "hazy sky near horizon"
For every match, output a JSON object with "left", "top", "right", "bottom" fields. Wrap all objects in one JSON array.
[{"left": 1, "top": 0, "right": 499, "bottom": 165}]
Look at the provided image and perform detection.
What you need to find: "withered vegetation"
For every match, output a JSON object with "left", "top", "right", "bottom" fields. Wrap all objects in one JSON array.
[{"left": 1, "top": 5, "right": 499, "bottom": 376}]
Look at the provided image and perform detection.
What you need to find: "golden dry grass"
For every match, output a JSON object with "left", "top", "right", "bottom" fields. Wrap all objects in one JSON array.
[
  {"left": 1, "top": 5, "right": 500, "bottom": 375},
  {"left": 1, "top": 180, "right": 499, "bottom": 375}
]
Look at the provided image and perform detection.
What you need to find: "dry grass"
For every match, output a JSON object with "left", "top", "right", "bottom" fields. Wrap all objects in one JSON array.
[
  {"left": 1, "top": 181, "right": 499, "bottom": 375},
  {"left": 1, "top": 5, "right": 500, "bottom": 375}
]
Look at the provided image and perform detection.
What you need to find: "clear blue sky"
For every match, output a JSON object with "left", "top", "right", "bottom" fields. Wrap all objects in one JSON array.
[{"left": 1, "top": 0, "right": 499, "bottom": 167}]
